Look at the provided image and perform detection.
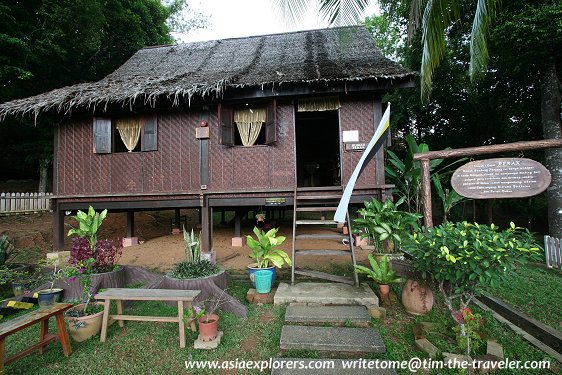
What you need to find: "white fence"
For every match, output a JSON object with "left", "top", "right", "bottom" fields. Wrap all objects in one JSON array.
[
  {"left": 0, "top": 192, "right": 52, "bottom": 214},
  {"left": 544, "top": 235, "right": 562, "bottom": 269}
]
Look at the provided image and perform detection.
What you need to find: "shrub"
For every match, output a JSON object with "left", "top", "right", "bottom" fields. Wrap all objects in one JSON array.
[
  {"left": 169, "top": 259, "right": 219, "bottom": 279},
  {"left": 70, "top": 237, "right": 122, "bottom": 273}
]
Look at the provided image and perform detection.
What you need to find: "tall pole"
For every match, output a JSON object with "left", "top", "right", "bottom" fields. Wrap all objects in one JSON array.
[{"left": 420, "top": 158, "right": 433, "bottom": 227}]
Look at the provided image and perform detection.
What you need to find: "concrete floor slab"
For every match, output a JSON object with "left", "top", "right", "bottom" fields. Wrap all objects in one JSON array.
[{"left": 285, "top": 305, "right": 371, "bottom": 325}]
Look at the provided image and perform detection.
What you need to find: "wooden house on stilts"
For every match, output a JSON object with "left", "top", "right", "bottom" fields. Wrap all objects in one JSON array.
[{"left": 0, "top": 26, "right": 414, "bottom": 283}]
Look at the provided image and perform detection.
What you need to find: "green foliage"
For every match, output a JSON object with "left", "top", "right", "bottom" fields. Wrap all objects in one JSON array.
[
  {"left": 182, "top": 227, "right": 201, "bottom": 263},
  {"left": 354, "top": 254, "right": 402, "bottom": 285},
  {"left": 407, "top": 221, "right": 541, "bottom": 299},
  {"left": 353, "top": 196, "right": 421, "bottom": 253},
  {"left": 246, "top": 227, "right": 291, "bottom": 269},
  {"left": 0, "top": 235, "right": 14, "bottom": 266},
  {"left": 67, "top": 206, "right": 108, "bottom": 248},
  {"left": 169, "top": 259, "right": 219, "bottom": 280},
  {"left": 432, "top": 173, "right": 466, "bottom": 222},
  {"left": 363, "top": 13, "right": 401, "bottom": 59}
]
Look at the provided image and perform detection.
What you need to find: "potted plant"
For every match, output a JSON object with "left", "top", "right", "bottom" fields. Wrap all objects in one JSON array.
[
  {"left": 0, "top": 235, "right": 31, "bottom": 294},
  {"left": 353, "top": 197, "right": 421, "bottom": 260},
  {"left": 193, "top": 290, "right": 227, "bottom": 342},
  {"left": 405, "top": 221, "right": 541, "bottom": 355},
  {"left": 354, "top": 254, "right": 402, "bottom": 298},
  {"left": 246, "top": 227, "right": 291, "bottom": 287},
  {"left": 36, "top": 258, "right": 67, "bottom": 307},
  {"left": 64, "top": 258, "right": 105, "bottom": 342},
  {"left": 167, "top": 227, "right": 220, "bottom": 280}
]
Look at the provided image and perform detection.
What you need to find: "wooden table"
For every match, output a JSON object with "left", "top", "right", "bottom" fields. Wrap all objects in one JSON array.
[
  {"left": 0, "top": 303, "right": 72, "bottom": 373},
  {"left": 94, "top": 288, "right": 201, "bottom": 348}
]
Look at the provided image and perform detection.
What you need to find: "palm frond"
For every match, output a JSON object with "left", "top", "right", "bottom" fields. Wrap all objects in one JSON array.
[
  {"left": 407, "top": 0, "right": 427, "bottom": 41},
  {"left": 419, "top": 0, "right": 461, "bottom": 102},
  {"left": 469, "top": 0, "right": 500, "bottom": 81},
  {"left": 319, "top": 0, "right": 370, "bottom": 26},
  {"left": 271, "top": 0, "right": 312, "bottom": 27}
]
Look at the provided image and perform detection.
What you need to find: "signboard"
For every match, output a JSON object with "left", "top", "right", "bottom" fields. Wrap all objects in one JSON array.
[
  {"left": 265, "top": 197, "right": 286, "bottom": 206},
  {"left": 344, "top": 142, "right": 366, "bottom": 152},
  {"left": 451, "top": 158, "right": 551, "bottom": 199}
]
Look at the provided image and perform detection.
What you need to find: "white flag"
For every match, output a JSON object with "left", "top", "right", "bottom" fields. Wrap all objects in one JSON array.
[{"left": 334, "top": 103, "right": 391, "bottom": 223}]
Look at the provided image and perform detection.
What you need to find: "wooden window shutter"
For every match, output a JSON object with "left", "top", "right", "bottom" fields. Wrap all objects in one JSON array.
[
  {"left": 219, "top": 104, "right": 234, "bottom": 146},
  {"left": 93, "top": 117, "right": 111, "bottom": 154},
  {"left": 142, "top": 115, "right": 158, "bottom": 151},
  {"left": 265, "top": 99, "right": 277, "bottom": 144}
]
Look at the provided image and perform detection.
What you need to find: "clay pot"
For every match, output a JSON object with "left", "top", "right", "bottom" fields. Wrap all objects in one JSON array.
[
  {"left": 198, "top": 314, "right": 219, "bottom": 341},
  {"left": 401, "top": 279, "right": 434, "bottom": 315},
  {"left": 65, "top": 303, "right": 104, "bottom": 342},
  {"left": 378, "top": 284, "right": 390, "bottom": 297}
]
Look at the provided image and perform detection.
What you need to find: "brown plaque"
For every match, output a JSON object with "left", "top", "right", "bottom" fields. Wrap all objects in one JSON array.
[{"left": 451, "top": 158, "right": 551, "bottom": 199}]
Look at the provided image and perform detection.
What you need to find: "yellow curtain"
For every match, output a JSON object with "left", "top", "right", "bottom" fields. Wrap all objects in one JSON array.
[
  {"left": 297, "top": 97, "right": 341, "bottom": 112},
  {"left": 236, "top": 122, "right": 262, "bottom": 146},
  {"left": 115, "top": 117, "right": 141, "bottom": 152},
  {"left": 234, "top": 108, "right": 266, "bottom": 146}
]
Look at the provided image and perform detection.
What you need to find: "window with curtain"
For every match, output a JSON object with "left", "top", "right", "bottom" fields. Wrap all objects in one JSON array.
[
  {"left": 233, "top": 108, "right": 266, "bottom": 146},
  {"left": 93, "top": 115, "right": 158, "bottom": 154},
  {"left": 114, "top": 117, "right": 142, "bottom": 152}
]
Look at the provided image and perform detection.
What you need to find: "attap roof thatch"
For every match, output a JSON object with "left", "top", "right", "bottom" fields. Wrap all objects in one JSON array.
[{"left": 0, "top": 26, "right": 414, "bottom": 119}]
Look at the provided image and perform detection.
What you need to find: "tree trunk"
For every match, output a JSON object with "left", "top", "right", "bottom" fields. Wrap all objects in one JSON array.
[
  {"left": 541, "top": 59, "right": 562, "bottom": 237},
  {"left": 38, "top": 158, "right": 49, "bottom": 193}
]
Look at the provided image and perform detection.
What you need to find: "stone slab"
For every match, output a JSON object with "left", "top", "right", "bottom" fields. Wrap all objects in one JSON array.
[
  {"left": 367, "top": 306, "right": 387, "bottom": 319},
  {"left": 194, "top": 331, "right": 223, "bottom": 349},
  {"left": 285, "top": 305, "right": 371, "bottom": 325},
  {"left": 486, "top": 340, "right": 504, "bottom": 359},
  {"left": 415, "top": 338, "right": 440, "bottom": 358},
  {"left": 274, "top": 283, "right": 379, "bottom": 307},
  {"left": 231, "top": 237, "right": 243, "bottom": 247},
  {"left": 280, "top": 325, "right": 385, "bottom": 353},
  {"left": 271, "top": 358, "right": 397, "bottom": 375}
]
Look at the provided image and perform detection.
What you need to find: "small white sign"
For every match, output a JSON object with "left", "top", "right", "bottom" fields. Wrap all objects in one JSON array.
[{"left": 342, "top": 130, "right": 359, "bottom": 142}]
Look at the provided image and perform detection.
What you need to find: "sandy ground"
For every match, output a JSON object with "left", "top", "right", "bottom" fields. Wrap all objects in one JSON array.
[{"left": 1, "top": 210, "right": 370, "bottom": 272}]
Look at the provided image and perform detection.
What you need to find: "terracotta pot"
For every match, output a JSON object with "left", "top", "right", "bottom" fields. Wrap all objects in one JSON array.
[
  {"left": 401, "top": 279, "right": 434, "bottom": 315},
  {"left": 198, "top": 314, "right": 219, "bottom": 342},
  {"left": 378, "top": 284, "right": 390, "bottom": 297},
  {"left": 65, "top": 303, "right": 104, "bottom": 342}
]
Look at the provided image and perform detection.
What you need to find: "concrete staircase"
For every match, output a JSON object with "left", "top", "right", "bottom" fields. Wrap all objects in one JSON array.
[{"left": 274, "top": 301, "right": 395, "bottom": 374}]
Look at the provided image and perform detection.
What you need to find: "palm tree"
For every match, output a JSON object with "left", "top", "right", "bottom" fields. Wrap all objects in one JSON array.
[{"left": 273, "top": 0, "right": 562, "bottom": 236}]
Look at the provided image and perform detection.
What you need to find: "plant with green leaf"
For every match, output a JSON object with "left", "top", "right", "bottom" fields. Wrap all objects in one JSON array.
[
  {"left": 183, "top": 227, "right": 201, "bottom": 263},
  {"left": 354, "top": 196, "right": 422, "bottom": 254},
  {"left": 354, "top": 254, "right": 402, "bottom": 285},
  {"left": 67, "top": 206, "right": 108, "bottom": 249},
  {"left": 246, "top": 227, "right": 291, "bottom": 268},
  {"left": 405, "top": 221, "right": 541, "bottom": 355},
  {"left": 432, "top": 173, "right": 466, "bottom": 222}
]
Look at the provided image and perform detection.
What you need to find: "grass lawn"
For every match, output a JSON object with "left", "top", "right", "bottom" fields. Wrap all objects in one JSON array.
[
  {"left": 1, "top": 278, "right": 559, "bottom": 374},
  {"left": 485, "top": 263, "right": 562, "bottom": 330}
]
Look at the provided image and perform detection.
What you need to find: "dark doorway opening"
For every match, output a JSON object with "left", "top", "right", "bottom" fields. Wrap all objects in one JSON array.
[{"left": 295, "top": 110, "right": 340, "bottom": 187}]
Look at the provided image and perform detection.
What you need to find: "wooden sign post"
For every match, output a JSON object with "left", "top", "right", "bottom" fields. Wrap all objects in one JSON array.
[{"left": 413, "top": 139, "right": 562, "bottom": 227}]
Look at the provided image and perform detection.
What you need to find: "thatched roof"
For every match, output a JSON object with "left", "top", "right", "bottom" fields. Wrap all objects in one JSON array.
[{"left": 0, "top": 26, "right": 414, "bottom": 119}]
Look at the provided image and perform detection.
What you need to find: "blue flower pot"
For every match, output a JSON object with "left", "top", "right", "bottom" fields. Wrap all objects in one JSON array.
[
  {"left": 254, "top": 270, "right": 273, "bottom": 294},
  {"left": 247, "top": 264, "right": 276, "bottom": 289},
  {"left": 37, "top": 288, "right": 63, "bottom": 308}
]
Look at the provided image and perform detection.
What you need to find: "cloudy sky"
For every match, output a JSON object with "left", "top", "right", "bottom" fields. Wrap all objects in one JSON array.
[{"left": 175, "top": 0, "right": 379, "bottom": 42}]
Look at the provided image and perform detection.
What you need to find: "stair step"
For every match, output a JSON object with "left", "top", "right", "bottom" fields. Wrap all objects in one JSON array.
[
  {"left": 274, "top": 282, "right": 379, "bottom": 306},
  {"left": 297, "top": 195, "right": 342, "bottom": 200},
  {"left": 294, "top": 269, "right": 354, "bottom": 285},
  {"left": 271, "top": 358, "right": 397, "bottom": 374},
  {"left": 295, "top": 206, "right": 338, "bottom": 212},
  {"left": 280, "top": 326, "right": 386, "bottom": 353},
  {"left": 285, "top": 305, "right": 371, "bottom": 325},
  {"left": 295, "top": 234, "right": 347, "bottom": 240},
  {"left": 295, "top": 220, "right": 339, "bottom": 225},
  {"left": 295, "top": 250, "right": 350, "bottom": 256}
]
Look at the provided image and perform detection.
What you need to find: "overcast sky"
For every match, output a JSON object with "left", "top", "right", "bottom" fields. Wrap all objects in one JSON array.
[{"left": 174, "top": 0, "right": 379, "bottom": 43}]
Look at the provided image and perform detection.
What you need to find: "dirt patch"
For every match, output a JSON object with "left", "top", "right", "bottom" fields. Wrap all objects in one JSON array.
[{"left": 1, "top": 210, "right": 371, "bottom": 271}]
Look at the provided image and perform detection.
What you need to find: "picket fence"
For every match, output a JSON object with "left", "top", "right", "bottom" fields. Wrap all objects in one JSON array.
[
  {"left": 0, "top": 192, "right": 52, "bottom": 214},
  {"left": 544, "top": 235, "right": 562, "bottom": 269}
]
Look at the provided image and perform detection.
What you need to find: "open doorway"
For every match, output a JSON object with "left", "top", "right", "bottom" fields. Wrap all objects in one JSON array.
[{"left": 295, "top": 110, "right": 340, "bottom": 187}]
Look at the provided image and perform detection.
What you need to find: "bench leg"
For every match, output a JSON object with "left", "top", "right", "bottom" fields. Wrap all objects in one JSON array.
[
  {"left": 0, "top": 338, "right": 4, "bottom": 374},
  {"left": 39, "top": 319, "right": 49, "bottom": 354},
  {"left": 55, "top": 313, "right": 72, "bottom": 357},
  {"left": 116, "top": 300, "right": 124, "bottom": 328},
  {"left": 186, "top": 301, "right": 197, "bottom": 332},
  {"left": 178, "top": 301, "right": 186, "bottom": 348},
  {"left": 100, "top": 299, "right": 111, "bottom": 342}
]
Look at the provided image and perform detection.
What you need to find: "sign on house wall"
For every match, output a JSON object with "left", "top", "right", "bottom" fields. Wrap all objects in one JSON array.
[{"left": 451, "top": 158, "right": 551, "bottom": 199}]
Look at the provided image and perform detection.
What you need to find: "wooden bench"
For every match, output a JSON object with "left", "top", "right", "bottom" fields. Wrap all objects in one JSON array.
[
  {"left": 94, "top": 288, "right": 201, "bottom": 348},
  {"left": 0, "top": 303, "right": 72, "bottom": 372}
]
